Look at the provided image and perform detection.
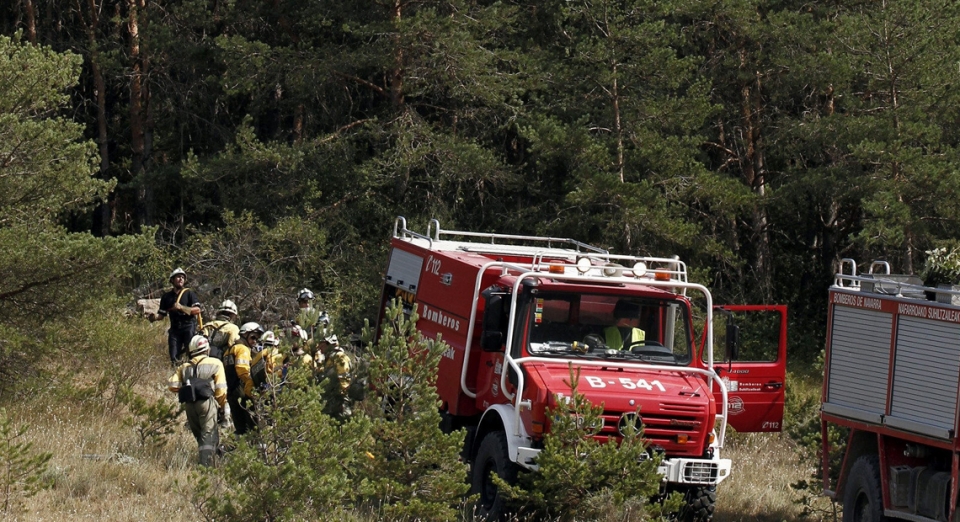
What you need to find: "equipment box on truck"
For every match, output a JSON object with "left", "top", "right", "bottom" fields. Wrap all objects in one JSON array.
[
  {"left": 823, "top": 260, "right": 960, "bottom": 522},
  {"left": 377, "top": 217, "right": 788, "bottom": 520}
]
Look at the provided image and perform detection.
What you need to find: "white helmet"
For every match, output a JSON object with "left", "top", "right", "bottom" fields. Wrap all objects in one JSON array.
[
  {"left": 261, "top": 331, "right": 280, "bottom": 347},
  {"left": 169, "top": 267, "right": 186, "bottom": 281},
  {"left": 239, "top": 322, "right": 263, "bottom": 337},
  {"left": 318, "top": 311, "right": 330, "bottom": 326},
  {"left": 217, "top": 299, "right": 238, "bottom": 316},
  {"left": 188, "top": 335, "right": 210, "bottom": 356},
  {"left": 323, "top": 334, "right": 339, "bottom": 346},
  {"left": 298, "top": 288, "right": 315, "bottom": 301}
]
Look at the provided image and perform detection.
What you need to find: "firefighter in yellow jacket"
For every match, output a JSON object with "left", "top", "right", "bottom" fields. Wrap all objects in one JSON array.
[
  {"left": 223, "top": 322, "right": 261, "bottom": 435},
  {"left": 315, "top": 334, "right": 353, "bottom": 417},
  {"left": 201, "top": 299, "right": 240, "bottom": 360},
  {"left": 253, "top": 330, "right": 284, "bottom": 385},
  {"left": 167, "top": 335, "right": 227, "bottom": 466}
]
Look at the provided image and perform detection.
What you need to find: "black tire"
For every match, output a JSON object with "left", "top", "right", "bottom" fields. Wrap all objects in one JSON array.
[
  {"left": 842, "top": 455, "right": 889, "bottom": 522},
  {"left": 471, "top": 432, "right": 518, "bottom": 521},
  {"left": 677, "top": 486, "right": 716, "bottom": 522}
]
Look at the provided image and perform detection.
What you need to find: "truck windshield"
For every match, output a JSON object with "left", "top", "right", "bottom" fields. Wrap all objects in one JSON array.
[{"left": 523, "top": 293, "right": 692, "bottom": 365}]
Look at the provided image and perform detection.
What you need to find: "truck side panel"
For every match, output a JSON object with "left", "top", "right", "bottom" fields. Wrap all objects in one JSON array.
[
  {"left": 824, "top": 291, "right": 960, "bottom": 441},
  {"left": 385, "top": 239, "right": 507, "bottom": 417},
  {"left": 823, "top": 304, "right": 891, "bottom": 424}
]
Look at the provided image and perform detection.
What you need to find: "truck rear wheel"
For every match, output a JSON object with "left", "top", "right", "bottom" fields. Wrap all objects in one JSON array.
[
  {"left": 677, "top": 486, "right": 716, "bottom": 521},
  {"left": 471, "top": 432, "right": 518, "bottom": 521},
  {"left": 842, "top": 455, "right": 889, "bottom": 522}
]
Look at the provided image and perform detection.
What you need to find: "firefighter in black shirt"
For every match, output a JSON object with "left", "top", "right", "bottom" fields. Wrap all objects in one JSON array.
[{"left": 156, "top": 267, "right": 202, "bottom": 365}]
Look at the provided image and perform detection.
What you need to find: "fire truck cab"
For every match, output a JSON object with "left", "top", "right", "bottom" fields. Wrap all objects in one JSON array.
[{"left": 377, "top": 217, "right": 788, "bottom": 520}]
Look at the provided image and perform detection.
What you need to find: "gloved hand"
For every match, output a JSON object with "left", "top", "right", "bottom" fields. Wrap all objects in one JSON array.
[{"left": 217, "top": 406, "right": 225, "bottom": 424}]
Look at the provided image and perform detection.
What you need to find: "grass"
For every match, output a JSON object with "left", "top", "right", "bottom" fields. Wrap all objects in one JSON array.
[
  {"left": 10, "top": 371, "right": 198, "bottom": 521},
  {"left": 714, "top": 431, "right": 825, "bottom": 522},
  {"left": 5, "top": 322, "right": 833, "bottom": 521}
]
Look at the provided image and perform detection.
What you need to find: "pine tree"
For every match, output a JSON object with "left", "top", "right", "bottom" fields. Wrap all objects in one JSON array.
[
  {"left": 499, "top": 365, "right": 665, "bottom": 521},
  {"left": 0, "top": 409, "right": 52, "bottom": 515},
  {"left": 355, "top": 300, "right": 470, "bottom": 521}
]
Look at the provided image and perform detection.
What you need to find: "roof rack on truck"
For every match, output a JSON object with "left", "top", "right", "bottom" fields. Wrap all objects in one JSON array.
[{"left": 392, "top": 216, "right": 689, "bottom": 288}]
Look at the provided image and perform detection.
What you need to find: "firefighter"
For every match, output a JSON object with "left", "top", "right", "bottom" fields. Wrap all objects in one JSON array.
[
  {"left": 604, "top": 300, "right": 645, "bottom": 350},
  {"left": 167, "top": 335, "right": 227, "bottom": 466},
  {"left": 253, "top": 330, "right": 284, "bottom": 385},
  {"left": 316, "top": 334, "right": 352, "bottom": 416},
  {"left": 284, "top": 339, "right": 314, "bottom": 372},
  {"left": 223, "top": 322, "right": 261, "bottom": 435},
  {"left": 297, "top": 288, "right": 315, "bottom": 311},
  {"left": 200, "top": 299, "right": 240, "bottom": 360},
  {"left": 314, "top": 335, "right": 351, "bottom": 388},
  {"left": 155, "top": 268, "right": 202, "bottom": 365},
  {"left": 291, "top": 288, "right": 330, "bottom": 345}
]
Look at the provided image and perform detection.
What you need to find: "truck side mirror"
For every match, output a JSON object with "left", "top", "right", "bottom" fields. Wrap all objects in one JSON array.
[
  {"left": 725, "top": 322, "right": 740, "bottom": 361},
  {"left": 481, "top": 292, "right": 506, "bottom": 352}
]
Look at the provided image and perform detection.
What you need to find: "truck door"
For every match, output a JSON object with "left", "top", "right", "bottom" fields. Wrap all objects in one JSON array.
[{"left": 702, "top": 305, "right": 787, "bottom": 433}]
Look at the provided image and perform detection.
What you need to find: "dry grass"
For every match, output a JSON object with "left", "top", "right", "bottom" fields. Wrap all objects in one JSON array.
[
  {"left": 714, "top": 431, "right": 823, "bottom": 522},
  {"left": 6, "top": 320, "right": 199, "bottom": 522},
  {"left": 12, "top": 389, "right": 197, "bottom": 522}
]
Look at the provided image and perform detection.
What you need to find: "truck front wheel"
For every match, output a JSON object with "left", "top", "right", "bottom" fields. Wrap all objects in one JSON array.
[
  {"left": 842, "top": 455, "right": 888, "bottom": 522},
  {"left": 678, "top": 486, "right": 716, "bottom": 521},
  {"left": 471, "top": 432, "right": 518, "bottom": 521}
]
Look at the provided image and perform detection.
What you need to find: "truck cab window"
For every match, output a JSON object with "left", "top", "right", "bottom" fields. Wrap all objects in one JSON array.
[{"left": 524, "top": 293, "right": 692, "bottom": 365}]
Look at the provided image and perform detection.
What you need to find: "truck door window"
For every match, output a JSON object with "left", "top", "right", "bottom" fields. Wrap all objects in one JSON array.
[{"left": 708, "top": 309, "right": 780, "bottom": 363}]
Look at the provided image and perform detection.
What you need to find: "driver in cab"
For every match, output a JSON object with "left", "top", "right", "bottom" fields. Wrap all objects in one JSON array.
[{"left": 604, "top": 300, "right": 645, "bottom": 350}]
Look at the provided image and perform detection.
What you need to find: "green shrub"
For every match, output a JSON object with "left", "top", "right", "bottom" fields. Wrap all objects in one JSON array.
[
  {"left": 117, "top": 387, "right": 181, "bottom": 450},
  {"left": 193, "top": 300, "right": 469, "bottom": 521},
  {"left": 922, "top": 244, "right": 960, "bottom": 286},
  {"left": 0, "top": 408, "right": 52, "bottom": 514},
  {"left": 353, "top": 301, "right": 471, "bottom": 521},
  {"left": 193, "top": 368, "right": 365, "bottom": 521},
  {"left": 500, "top": 365, "right": 667, "bottom": 521}
]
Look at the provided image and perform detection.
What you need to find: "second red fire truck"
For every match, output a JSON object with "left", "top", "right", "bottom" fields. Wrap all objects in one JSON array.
[
  {"left": 823, "top": 260, "right": 960, "bottom": 522},
  {"left": 377, "top": 217, "right": 788, "bottom": 520}
]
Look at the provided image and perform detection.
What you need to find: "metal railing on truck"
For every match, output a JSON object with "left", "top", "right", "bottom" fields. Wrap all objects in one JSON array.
[
  {"left": 835, "top": 257, "right": 960, "bottom": 302},
  {"left": 393, "top": 216, "right": 689, "bottom": 284}
]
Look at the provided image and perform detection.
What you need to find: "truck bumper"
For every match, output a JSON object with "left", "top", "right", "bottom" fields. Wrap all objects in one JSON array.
[
  {"left": 516, "top": 445, "right": 731, "bottom": 486},
  {"left": 658, "top": 457, "right": 731, "bottom": 485}
]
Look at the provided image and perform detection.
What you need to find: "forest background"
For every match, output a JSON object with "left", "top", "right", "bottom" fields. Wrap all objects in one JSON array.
[{"left": 1, "top": 0, "right": 960, "bottom": 518}]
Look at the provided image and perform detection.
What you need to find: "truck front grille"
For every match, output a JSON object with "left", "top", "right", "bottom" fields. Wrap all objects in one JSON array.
[{"left": 596, "top": 401, "right": 707, "bottom": 457}]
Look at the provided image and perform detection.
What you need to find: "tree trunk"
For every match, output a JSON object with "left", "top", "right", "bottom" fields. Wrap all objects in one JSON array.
[
  {"left": 127, "top": 0, "right": 152, "bottom": 228},
  {"left": 78, "top": 0, "right": 112, "bottom": 237},
  {"left": 390, "top": 0, "right": 404, "bottom": 109},
  {"left": 739, "top": 53, "right": 772, "bottom": 298},
  {"left": 23, "top": 0, "right": 37, "bottom": 44}
]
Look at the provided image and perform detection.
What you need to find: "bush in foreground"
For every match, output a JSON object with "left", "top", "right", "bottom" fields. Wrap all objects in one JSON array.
[{"left": 499, "top": 365, "right": 671, "bottom": 521}]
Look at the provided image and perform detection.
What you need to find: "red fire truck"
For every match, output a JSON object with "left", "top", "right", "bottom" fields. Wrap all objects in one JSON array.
[
  {"left": 377, "top": 217, "right": 788, "bottom": 520},
  {"left": 823, "top": 260, "right": 960, "bottom": 522}
]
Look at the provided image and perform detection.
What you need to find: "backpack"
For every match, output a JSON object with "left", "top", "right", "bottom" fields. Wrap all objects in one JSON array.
[
  {"left": 250, "top": 346, "right": 270, "bottom": 388},
  {"left": 202, "top": 321, "right": 230, "bottom": 359},
  {"left": 177, "top": 359, "right": 215, "bottom": 403}
]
